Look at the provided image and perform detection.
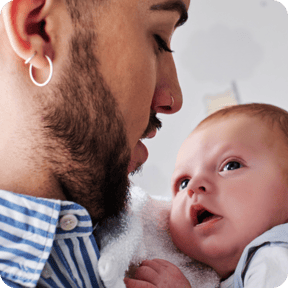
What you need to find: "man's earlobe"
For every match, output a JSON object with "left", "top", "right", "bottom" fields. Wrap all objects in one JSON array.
[{"left": 2, "top": 0, "right": 54, "bottom": 69}]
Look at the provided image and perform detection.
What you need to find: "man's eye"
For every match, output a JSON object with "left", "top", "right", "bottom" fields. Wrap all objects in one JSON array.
[
  {"left": 154, "top": 35, "right": 174, "bottom": 53},
  {"left": 223, "top": 161, "right": 243, "bottom": 171},
  {"left": 179, "top": 179, "right": 190, "bottom": 191}
]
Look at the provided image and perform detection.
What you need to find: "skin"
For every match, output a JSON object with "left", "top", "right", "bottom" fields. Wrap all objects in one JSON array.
[
  {"left": 170, "top": 115, "right": 288, "bottom": 280},
  {"left": 0, "top": 0, "right": 190, "bottom": 224},
  {"left": 124, "top": 259, "right": 191, "bottom": 288}
]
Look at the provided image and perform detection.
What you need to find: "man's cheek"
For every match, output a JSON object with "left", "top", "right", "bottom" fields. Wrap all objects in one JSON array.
[{"left": 0, "top": 0, "right": 11, "bottom": 15}]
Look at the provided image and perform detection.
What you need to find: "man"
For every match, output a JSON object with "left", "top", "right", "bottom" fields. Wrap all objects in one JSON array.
[{"left": 0, "top": 0, "right": 190, "bottom": 287}]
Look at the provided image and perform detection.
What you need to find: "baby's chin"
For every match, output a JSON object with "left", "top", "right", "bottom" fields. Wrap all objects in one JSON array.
[
  {"left": 171, "top": 238, "right": 238, "bottom": 277},
  {"left": 196, "top": 248, "right": 240, "bottom": 280}
]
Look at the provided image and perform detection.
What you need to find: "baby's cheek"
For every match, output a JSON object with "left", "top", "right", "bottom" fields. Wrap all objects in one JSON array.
[
  {"left": 169, "top": 208, "right": 185, "bottom": 244},
  {"left": 169, "top": 203, "right": 195, "bottom": 257}
]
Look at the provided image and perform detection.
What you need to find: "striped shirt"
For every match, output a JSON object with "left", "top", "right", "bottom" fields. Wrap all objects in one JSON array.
[{"left": 0, "top": 190, "right": 105, "bottom": 288}]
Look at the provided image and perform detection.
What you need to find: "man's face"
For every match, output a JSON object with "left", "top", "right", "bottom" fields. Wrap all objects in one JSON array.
[
  {"left": 169, "top": 116, "right": 288, "bottom": 278},
  {"left": 42, "top": 0, "right": 190, "bottom": 224},
  {"left": 95, "top": 0, "right": 190, "bottom": 172}
]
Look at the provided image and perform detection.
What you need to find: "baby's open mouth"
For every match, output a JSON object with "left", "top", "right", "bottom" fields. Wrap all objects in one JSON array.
[{"left": 192, "top": 205, "right": 222, "bottom": 226}]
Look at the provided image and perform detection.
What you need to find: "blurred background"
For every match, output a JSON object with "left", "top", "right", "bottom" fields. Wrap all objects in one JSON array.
[{"left": 130, "top": 0, "right": 288, "bottom": 198}]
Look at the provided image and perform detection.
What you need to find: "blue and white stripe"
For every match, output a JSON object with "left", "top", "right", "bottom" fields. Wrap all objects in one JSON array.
[{"left": 0, "top": 190, "right": 104, "bottom": 288}]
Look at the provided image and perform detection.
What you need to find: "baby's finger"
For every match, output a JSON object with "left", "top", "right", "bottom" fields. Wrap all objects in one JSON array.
[
  {"left": 151, "top": 258, "right": 185, "bottom": 274},
  {"left": 149, "top": 259, "right": 174, "bottom": 268},
  {"left": 143, "top": 259, "right": 192, "bottom": 288},
  {"left": 140, "top": 260, "right": 165, "bottom": 274},
  {"left": 124, "top": 277, "right": 156, "bottom": 288},
  {"left": 134, "top": 264, "right": 159, "bottom": 283}
]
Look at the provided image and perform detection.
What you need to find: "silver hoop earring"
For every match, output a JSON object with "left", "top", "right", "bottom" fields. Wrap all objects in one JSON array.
[
  {"left": 25, "top": 52, "right": 37, "bottom": 65},
  {"left": 28, "top": 55, "right": 53, "bottom": 87}
]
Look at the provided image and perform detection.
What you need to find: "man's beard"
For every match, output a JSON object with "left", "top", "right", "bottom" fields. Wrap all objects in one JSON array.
[
  {"left": 40, "top": 27, "right": 162, "bottom": 225},
  {"left": 40, "top": 28, "right": 131, "bottom": 225}
]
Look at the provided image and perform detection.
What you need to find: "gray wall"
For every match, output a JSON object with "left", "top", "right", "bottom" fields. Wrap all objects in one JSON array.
[{"left": 130, "top": 0, "right": 288, "bottom": 198}]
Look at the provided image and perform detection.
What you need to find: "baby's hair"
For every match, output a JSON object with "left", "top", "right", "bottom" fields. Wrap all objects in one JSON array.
[
  {"left": 197, "top": 103, "right": 288, "bottom": 146},
  {"left": 196, "top": 103, "right": 288, "bottom": 185}
]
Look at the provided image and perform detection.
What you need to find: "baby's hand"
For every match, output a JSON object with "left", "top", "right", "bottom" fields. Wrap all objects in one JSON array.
[{"left": 124, "top": 259, "right": 191, "bottom": 288}]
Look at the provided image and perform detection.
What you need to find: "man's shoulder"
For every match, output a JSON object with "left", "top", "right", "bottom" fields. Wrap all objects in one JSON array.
[{"left": 0, "top": 190, "right": 62, "bottom": 287}]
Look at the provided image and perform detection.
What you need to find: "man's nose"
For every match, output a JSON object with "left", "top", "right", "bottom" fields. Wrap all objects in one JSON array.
[{"left": 151, "top": 54, "right": 183, "bottom": 114}]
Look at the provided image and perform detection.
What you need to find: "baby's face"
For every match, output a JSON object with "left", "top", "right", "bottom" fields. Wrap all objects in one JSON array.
[{"left": 169, "top": 115, "right": 288, "bottom": 278}]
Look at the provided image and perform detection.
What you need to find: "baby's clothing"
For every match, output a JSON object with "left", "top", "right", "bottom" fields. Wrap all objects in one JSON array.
[
  {"left": 220, "top": 223, "right": 288, "bottom": 288},
  {"left": 220, "top": 274, "right": 234, "bottom": 288}
]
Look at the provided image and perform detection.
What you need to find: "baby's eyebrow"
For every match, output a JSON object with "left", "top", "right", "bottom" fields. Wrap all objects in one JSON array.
[
  {"left": 171, "top": 167, "right": 184, "bottom": 181},
  {"left": 150, "top": 0, "right": 189, "bottom": 28}
]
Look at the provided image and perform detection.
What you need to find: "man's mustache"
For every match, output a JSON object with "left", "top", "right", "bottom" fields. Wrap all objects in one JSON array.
[{"left": 141, "top": 110, "right": 162, "bottom": 139}]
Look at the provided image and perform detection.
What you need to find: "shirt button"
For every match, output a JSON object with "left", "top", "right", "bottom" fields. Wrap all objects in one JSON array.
[{"left": 60, "top": 214, "right": 78, "bottom": 231}]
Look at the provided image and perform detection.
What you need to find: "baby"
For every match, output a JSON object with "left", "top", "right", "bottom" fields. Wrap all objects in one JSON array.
[{"left": 125, "top": 103, "right": 288, "bottom": 288}]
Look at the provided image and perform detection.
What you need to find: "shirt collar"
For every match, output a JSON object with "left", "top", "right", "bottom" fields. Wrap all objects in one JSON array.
[
  {"left": 0, "top": 189, "right": 94, "bottom": 287},
  {"left": 0, "top": 189, "right": 93, "bottom": 236}
]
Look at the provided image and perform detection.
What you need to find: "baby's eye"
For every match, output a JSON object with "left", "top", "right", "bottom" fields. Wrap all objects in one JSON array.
[
  {"left": 179, "top": 179, "right": 190, "bottom": 191},
  {"left": 222, "top": 161, "right": 243, "bottom": 171}
]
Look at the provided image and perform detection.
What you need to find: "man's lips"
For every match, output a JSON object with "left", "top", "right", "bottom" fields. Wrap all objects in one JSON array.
[
  {"left": 191, "top": 204, "right": 223, "bottom": 227},
  {"left": 128, "top": 130, "right": 157, "bottom": 174}
]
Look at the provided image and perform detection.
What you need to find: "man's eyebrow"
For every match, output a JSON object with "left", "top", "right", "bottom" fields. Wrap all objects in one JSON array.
[{"left": 150, "top": 0, "right": 188, "bottom": 28}]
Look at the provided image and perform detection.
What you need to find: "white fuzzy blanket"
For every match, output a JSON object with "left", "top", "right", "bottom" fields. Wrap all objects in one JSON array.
[{"left": 97, "top": 186, "right": 220, "bottom": 288}]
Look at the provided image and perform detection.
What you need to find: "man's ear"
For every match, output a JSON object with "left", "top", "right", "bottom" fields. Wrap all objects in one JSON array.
[{"left": 2, "top": 0, "right": 57, "bottom": 69}]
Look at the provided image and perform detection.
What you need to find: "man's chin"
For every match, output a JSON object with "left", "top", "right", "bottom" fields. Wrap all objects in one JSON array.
[
  {"left": 128, "top": 162, "right": 143, "bottom": 176},
  {"left": 128, "top": 140, "right": 148, "bottom": 174}
]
